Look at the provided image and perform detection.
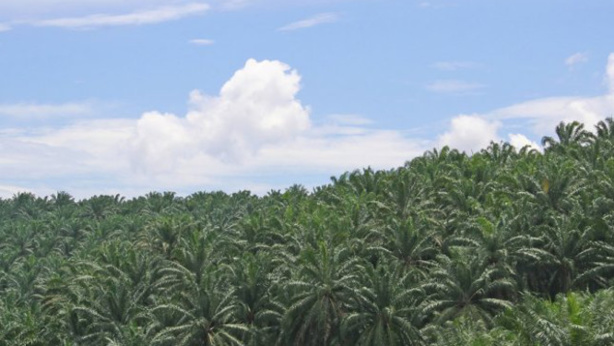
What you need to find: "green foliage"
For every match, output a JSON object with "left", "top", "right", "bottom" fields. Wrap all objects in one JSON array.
[{"left": 3, "top": 119, "right": 614, "bottom": 345}]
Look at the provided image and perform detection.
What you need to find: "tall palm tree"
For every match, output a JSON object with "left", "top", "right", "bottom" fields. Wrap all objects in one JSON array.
[{"left": 541, "top": 121, "right": 593, "bottom": 157}]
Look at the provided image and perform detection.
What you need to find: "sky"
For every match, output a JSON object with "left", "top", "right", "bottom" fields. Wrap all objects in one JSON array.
[{"left": 1, "top": 0, "right": 613, "bottom": 198}]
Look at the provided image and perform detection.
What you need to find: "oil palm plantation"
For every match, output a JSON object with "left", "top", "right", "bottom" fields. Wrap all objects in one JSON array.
[{"left": 3, "top": 119, "right": 614, "bottom": 344}]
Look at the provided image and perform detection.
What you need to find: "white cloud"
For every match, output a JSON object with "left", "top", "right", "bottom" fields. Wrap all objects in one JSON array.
[
  {"left": 132, "top": 58, "right": 311, "bottom": 169},
  {"left": 426, "top": 80, "right": 485, "bottom": 93},
  {"left": 0, "top": 1, "right": 203, "bottom": 20},
  {"left": 255, "top": 131, "right": 424, "bottom": 172},
  {"left": 458, "top": 53, "right": 614, "bottom": 148},
  {"left": 6, "top": 54, "right": 614, "bottom": 198},
  {"left": 437, "top": 115, "right": 500, "bottom": 152},
  {"left": 508, "top": 133, "right": 541, "bottom": 151},
  {"left": 565, "top": 52, "right": 589, "bottom": 67},
  {"left": 490, "top": 95, "right": 613, "bottom": 135},
  {"left": 278, "top": 12, "right": 339, "bottom": 31},
  {"left": 4, "top": 119, "right": 134, "bottom": 189},
  {"left": 0, "top": 1, "right": 249, "bottom": 19},
  {"left": 488, "top": 55, "right": 614, "bottom": 135},
  {"left": 30, "top": 119, "right": 135, "bottom": 164},
  {"left": 0, "top": 102, "right": 93, "bottom": 119},
  {"left": 431, "top": 61, "right": 478, "bottom": 71},
  {"left": 311, "top": 115, "right": 373, "bottom": 137},
  {"left": 131, "top": 112, "right": 193, "bottom": 173},
  {"left": 189, "top": 38, "right": 215, "bottom": 45},
  {"left": 0, "top": 58, "right": 427, "bottom": 197},
  {"left": 0, "top": 0, "right": 331, "bottom": 20},
  {"left": 0, "top": 185, "right": 33, "bottom": 199},
  {"left": 0, "top": 23, "right": 11, "bottom": 32},
  {"left": 26, "top": 3, "right": 209, "bottom": 29},
  {"left": 0, "top": 0, "right": 167, "bottom": 8}
]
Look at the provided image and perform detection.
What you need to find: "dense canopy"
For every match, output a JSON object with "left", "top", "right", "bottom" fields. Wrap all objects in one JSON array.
[{"left": 3, "top": 119, "right": 614, "bottom": 345}]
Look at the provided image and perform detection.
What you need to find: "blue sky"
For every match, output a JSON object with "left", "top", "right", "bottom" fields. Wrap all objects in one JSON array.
[{"left": 1, "top": 0, "right": 613, "bottom": 198}]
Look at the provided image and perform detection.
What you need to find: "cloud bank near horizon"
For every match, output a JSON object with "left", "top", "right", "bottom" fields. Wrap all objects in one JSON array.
[
  {"left": 438, "top": 53, "right": 614, "bottom": 153},
  {"left": 0, "top": 59, "right": 425, "bottom": 198},
  {"left": 2, "top": 54, "right": 614, "bottom": 199}
]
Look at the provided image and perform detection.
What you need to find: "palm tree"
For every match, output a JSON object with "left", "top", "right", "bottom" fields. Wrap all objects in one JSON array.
[
  {"left": 378, "top": 169, "right": 434, "bottom": 221},
  {"left": 480, "top": 142, "right": 516, "bottom": 166},
  {"left": 497, "top": 290, "right": 614, "bottom": 345},
  {"left": 80, "top": 194, "right": 123, "bottom": 221},
  {"left": 341, "top": 264, "right": 426, "bottom": 345},
  {"left": 423, "top": 253, "right": 514, "bottom": 326},
  {"left": 379, "top": 217, "right": 438, "bottom": 277},
  {"left": 66, "top": 266, "right": 150, "bottom": 343},
  {"left": 462, "top": 215, "right": 527, "bottom": 275},
  {"left": 144, "top": 216, "right": 196, "bottom": 259},
  {"left": 518, "top": 214, "right": 602, "bottom": 296},
  {"left": 151, "top": 268, "right": 247, "bottom": 346},
  {"left": 223, "top": 252, "right": 283, "bottom": 345},
  {"left": 280, "top": 242, "right": 361, "bottom": 346},
  {"left": 543, "top": 120, "right": 592, "bottom": 147}
]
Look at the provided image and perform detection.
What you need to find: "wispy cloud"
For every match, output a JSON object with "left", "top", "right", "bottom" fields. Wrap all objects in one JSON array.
[
  {"left": 431, "top": 61, "right": 479, "bottom": 71},
  {"left": 0, "top": 102, "right": 93, "bottom": 119},
  {"left": 189, "top": 38, "right": 215, "bottom": 46},
  {"left": 28, "top": 3, "right": 209, "bottom": 29},
  {"left": 0, "top": 23, "right": 11, "bottom": 32},
  {"left": 565, "top": 52, "right": 589, "bottom": 68},
  {"left": 456, "top": 54, "right": 614, "bottom": 145},
  {"left": 426, "top": 80, "right": 485, "bottom": 93},
  {"left": 326, "top": 114, "right": 373, "bottom": 126},
  {"left": 278, "top": 12, "right": 339, "bottom": 31},
  {"left": 490, "top": 54, "right": 614, "bottom": 134}
]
